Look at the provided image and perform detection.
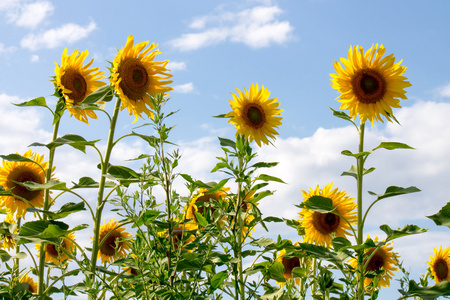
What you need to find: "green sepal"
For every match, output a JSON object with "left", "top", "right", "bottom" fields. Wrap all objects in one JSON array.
[{"left": 53, "top": 97, "right": 66, "bottom": 125}]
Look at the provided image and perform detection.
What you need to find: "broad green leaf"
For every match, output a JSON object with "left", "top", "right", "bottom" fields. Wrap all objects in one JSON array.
[
  {"left": 261, "top": 287, "right": 284, "bottom": 300},
  {"left": 368, "top": 186, "right": 421, "bottom": 201},
  {"left": 218, "top": 137, "right": 236, "bottom": 149},
  {"left": 263, "top": 216, "right": 284, "bottom": 223},
  {"left": 341, "top": 149, "right": 373, "bottom": 158},
  {"left": 209, "top": 271, "right": 228, "bottom": 290},
  {"left": 332, "top": 237, "right": 352, "bottom": 251},
  {"left": 107, "top": 165, "right": 140, "bottom": 180},
  {"left": 46, "top": 134, "right": 99, "bottom": 153},
  {"left": 330, "top": 107, "right": 355, "bottom": 124},
  {"left": 0, "top": 154, "right": 36, "bottom": 164},
  {"left": 298, "top": 242, "right": 347, "bottom": 268},
  {"left": 380, "top": 224, "right": 428, "bottom": 242},
  {"left": 13, "top": 97, "right": 48, "bottom": 108},
  {"left": 19, "top": 180, "right": 67, "bottom": 191},
  {"left": 19, "top": 220, "right": 69, "bottom": 237},
  {"left": 180, "top": 174, "right": 211, "bottom": 189},
  {"left": 250, "top": 162, "right": 279, "bottom": 168},
  {"left": 81, "top": 85, "right": 114, "bottom": 104},
  {"left": 341, "top": 165, "right": 358, "bottom": 180},
  {"left": 11, "top": 252, "right": 27, "bottom": 259},
  {"left": 399, "top": 279, "right": 450, "bottom": 299},
  {"left": 131, "top": 132, "right": 158, "bottom": 147},
  {"left": 49, "top": 202, "right": 86, "bottom": 220},
  {"left": 268, "top": 261, "right": 286, "bottom": 282},
  {"left": 302, "top": 195, "right": 335, "bottom": 213},
  {"left": 373, "top": 142, "right": 414, "bottom": 151},
  {"left": 250, "top": 237, "right": 275, "bottom": 247},
  {"left": 194, "top": 212, "right": 208, "bottom": 227},
  {"left": 427, "top": 202, "right": 450, "bottom": 228},
  {"left": 255, "top": 174, "right": 286, "bottom": 184},
  {"left": 205, "top": 178, "right": 229, "bottom": 194}
]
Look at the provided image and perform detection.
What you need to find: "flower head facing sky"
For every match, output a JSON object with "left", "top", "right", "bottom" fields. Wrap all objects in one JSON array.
[{"left": 330, "top": 44, "right": 411, "bottom": 124}]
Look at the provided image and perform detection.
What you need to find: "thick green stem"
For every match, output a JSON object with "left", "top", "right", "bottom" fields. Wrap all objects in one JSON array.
[
  {"left": 357, "top": 122, "right": 366, "bottom": 300},
  {"left": 236, "top": 153, "right": 245, "bottom": 299},
  {"left": 89, "top": 97, "right": 122, "bottom": 299},
  {"left": 38, "top": 118, "right": 60, "bottom": 298}
]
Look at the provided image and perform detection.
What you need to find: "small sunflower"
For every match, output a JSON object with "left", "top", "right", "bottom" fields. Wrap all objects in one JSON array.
[
  {"left": 54, "top": 48, "right": 106, "bottom": 124},
  {"left": 20, "top": 274, "right": 37, "bottom": 294},
  {"left": 0, "top": 149, "right": 54, "bottom": 219},
  {"left": 110, "top": 34, "right": 173, "bottom": 122},
  {"left": 350, "top": 236, "right": 399, "bottom": 288},
  {"left": 299, "top": 183, "right": 356, "bottom": 247},
  {"left": 226, "top": 83, "right": 282, "bottom": 147},
  {"left": 184, "top": 187, "right": 229, "bottom": 225},
  {"left": 427, "top": 245, "right": 450, "bottom": 283},
  {"left": 97, "top": 219, "right": 132, "bottom": 264},
  {"left": 330, "top": 44, "right": 411, "bottom": 125},
  {"left": 276, "top": 248, "right": 302, "bottom": 287},
  {"left": 36, "top": 232, "right": 75, "bottom": 265},
  {"left": 0, "top": 214, "right": 16, "bottom": 250},
  {"left": 171, "top": 224, "right": 196, "bottom": 251}
]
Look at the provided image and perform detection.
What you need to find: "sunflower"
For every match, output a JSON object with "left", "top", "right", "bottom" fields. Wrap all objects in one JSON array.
[
  {"left": 20, "top": 274, "right": 37, "bottom": 294},
  {"left": 330, "top": 44, "right": 411, "bottom": 125},
  {"left": 0, "top": 149, "right": 54, "bottom": 219},
  {"left": 299, "top": 183, "right": 356, "bottom": 247},
  {"left": 427, "top": 245, "right": 450, "bottom": 283},
  {"left": 184, "top": 187, "right": 229, "bottom": 226},
  {"left": 0, "top": 214, "right": 16, "bottom": 250},
  {"left": 276, "top": 248, "right": 302, "bottom": 287},
  {"left": 350, "top": 236, "right": 399, "bottom": 288},
  {"left": 36, "top": 232, "right": 75, "bottom": 265},
  {"left": 226, "top": 83, "right": 282, "bottom": 147},
  {"left": 54, "top": 48, "right": 106, "bottom": 124},
  {"left": 171, "top": 224, "right": 197, "bottom": 250},
  {"left": 97, "top": 219, "right": 132, "bottom": 264},
  {"left": 110, "top": 35, "right": 173, "bottom": 122}
]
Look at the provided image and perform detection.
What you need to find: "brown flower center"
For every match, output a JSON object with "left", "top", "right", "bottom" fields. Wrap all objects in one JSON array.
[
  {"left": 312, "top": 212, "right": 340, "bottom": 235},
  {"left": 118, "top": 58, "right": 149, "bottom": 101},
  {"left": 27, "top": 281, "right": 36, "bottom": 293},
  {"left": 194, "top": 194, "right": 221, "bottom": 220},
  {"left": 61, "top": 69, "right": 87, "bottom": 105},
  {"left": 243, "top": 104, "right": 266, "bottom": 129},
  {"left": 351, "top": 69, "right": 386, "bottom": 104},
  {"left": 8, "top": 166, "right": 43, "bottom": 202},
  {"left": 46, "top": 239, "right": 67, "bottom": 259},
  {"left": 366, "top": 250, "right": 385, "bottom": 272},
  {"left": 100, "top": 231, "right": 122, "bottom": 256},
  {"left": 434, "top": 258, "right": 449, "bottom": 282},
  {"left": 282, "top": 256, "right": 300, "bottom": 278}
]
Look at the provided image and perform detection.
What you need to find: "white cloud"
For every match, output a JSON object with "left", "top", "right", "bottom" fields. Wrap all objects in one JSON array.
[
  {"left": 166, "top": 61, "right": 187, "bottom": 71},
  {"left": 14, "top": 1, "right": 53, "bottom": 28},
  {"left": 437, "top": 83, "right": 450, "bottom": 98},
  {"left": 30, "top": 54, "right": 39, "bottom": 62},
  {"left": 174, "top": 82, "right": 194, "bottom": 93},
  {"left": 0, "top": 42, "right": 16, "bottom": 54},
  {"left": 169, "top": 5, "right": 293, "bottom": 51},
  {"left": 20, "top": 21, "right": 97, "bottom": 50}
]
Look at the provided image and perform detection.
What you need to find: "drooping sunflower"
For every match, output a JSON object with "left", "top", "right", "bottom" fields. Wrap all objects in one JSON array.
[
  {"left": 299, "top": 183, "right": 356, "bottom": 247},
  {"left": 110, "top": 34, "right": 173, "bottom": 122},
  {"left": 36, "top": 232, "right": 75, "bottom": 265},
  {"left": 54, "top": 48, "right": 106, "bottom": 124},
  {"left": 20, "top": 274, "right": 37, "bottom": 294},
  {"left": 427, "top": 245, "right": 450, "bottom": 283},
  {"left": 0, "top": 214, "right": 16, "bottom": 250},
  {"left": 330, "top": 44, "right": 411, "bottom": 125},
  {"left": 226, "top": 83, "right": 282, "bottom": 147},
  {"left": 184, "top": 187, "right": 230, "bottom": 226},
  {"left": 97, "top": 219, "right": 132, "bottom": 264},
  {"left": 171, "top": 224, "right": 197, "bottom": 251},
  {"left": 0, "top": 149, "right": 54, "bottom": 219},
  {"left": 350, "top": 236, "right": 399, "bottom": 288},
  {"left": 275, "top": 248, "right": 302, "bottom": 287}
]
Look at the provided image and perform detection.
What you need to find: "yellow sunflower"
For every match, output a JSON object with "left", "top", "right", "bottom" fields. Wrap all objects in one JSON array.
[
  {"left": 427, "top": 245, "right": 450, "bottom": 283},
  {"left": 0, "top": 149, "right": 54, "bottom": 219},
  {"left": 36, "top": 232, "right": 75, "bottom": 265},
  {"left": 299, "top": 183, "right": 356, "bottom": 247},
  {"left": 0, "top": 213, "right": 16, "bottom": 250},
  {"left": 184, "top": 187, "right": 229, "bottom": 225},
  {"left": 171, "top": 224, "right": 197, "bottom": 251},
  {"left": 97, "top": 219, "right": 132, "bottom": 264},
  {"left": 226, "top": 83, "right": 282, "bottom": 147},
  {"left": 20, "top": 274, "right": 37, "bottom": 294},
  {"left": 350, "top": 236, "right": 398, "bottom": 288},
  {"left": 275, "top": 248, "right": 302, "bottom": 287},
  {"left": 54, "top": 48, "right": 106, "bottom": 124},
  {"left": 330, "top": 44, "right": 411, "bottom": 124},
  {"left": 110, "top": 34, "right": 173, "bottom": 122}
]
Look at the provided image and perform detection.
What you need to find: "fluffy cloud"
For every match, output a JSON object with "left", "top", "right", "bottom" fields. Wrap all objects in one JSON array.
[
  {"left": 0, "top": 42, "right": 16, "bottom": 54},
  {"left": 20, "top": 21, "right": 97, "bottom": 50},
  {"left": 166, "top": 61, "right": 187, "bottom": 71},
  {"left": 169, "top": 5, "right": 293, "bottom": 51},
  {"left": 174, "top": 82, "right": 194, "bottom": 93},
  {"left": 1, "top": 0, "right": 53, "bottom": 28}
]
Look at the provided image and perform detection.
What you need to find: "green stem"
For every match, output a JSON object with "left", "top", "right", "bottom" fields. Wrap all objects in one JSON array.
[
  {"left": 89, "top": 97, "right": 122, "bottom": 299},
  {"left": 38, "top": 118, "right": 60, "bottom": 299},
  {"left": 237, "top": 152, "right": 245, "bottom": 299},
  {"left": 357, "top": 121, "right": 366, "bottom": 300}
]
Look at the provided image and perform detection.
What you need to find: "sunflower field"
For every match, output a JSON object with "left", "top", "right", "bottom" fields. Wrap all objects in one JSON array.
[{"left": 1, "top": 35, "right": 450, "bottom": 300}]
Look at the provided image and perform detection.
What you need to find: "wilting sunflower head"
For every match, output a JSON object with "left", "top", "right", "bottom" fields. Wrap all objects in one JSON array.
[
  {"left": 275, "top": 243, "right": 308, "bottom": 287},
  {"left": 0, "top": 214, "right": 16, "bottom": 250},
  {"left": 110, "top": 34, "right": 173, "bottom": 123},
  {"left": 299, "top": 183, "right": 356, "bottom": 247},
  {"left": 97, "top": 219, "right": 132, "bottom": 264},
  {"left": 225, "top": 83, "right": 282, "bottom": 147},
  {"left": 54, "top": 48, "right": 106, "bottom": 124},
  {"left": 36, "top": 232, "right": 75, "bottom": 265},
  {"left": 184, "top": 187, "right": 229, "bottom": 226},
  {"left": 0, "top": 149, "right": 54, "bottom": 219},
  {"left": 350, "top": 235, "right": 399, "bottom": 289},
  {"left": 427, "top": 245, "right": 450, "bottom": 283},
  {"left": 20, "top": 274, "right": 37, "bottom": 294},
  {"left": 330, "top": 44, "right": 411, "bottom": 125}
]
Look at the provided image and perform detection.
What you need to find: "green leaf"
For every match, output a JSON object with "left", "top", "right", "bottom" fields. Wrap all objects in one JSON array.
[
  {"left": 81, "top": 85, "right": 114, "bottom": 104},
  {"left": 380, "top": 224, "right": 428, "bottom": 242},
  {"left": 255, "top": 174, "right": 285, "bottom": 184},
  {"left": 332, "top": 237, "right": 352, "bottom": 251},
  {"left": 194, "top": 212, "right": 208, "bottom": 227},
  {"left": 205, "top": 178, "right": 229, "bottom": 194},
  {"left": 53, "top": 97, "right": 66, "bottom": 125},
  {"left": 303, "top": 195, "right": 335, "bottom": 213},
  {"left": 0, "top": 154, "right": 36, "bottom": 164},
  {"left": 250, "top": 237, "right": 275, "bottom": 247},
  {"left": 18, "top": 180, "right": 67, "bottom": 191},
  {"left": 369, "top": 186, "right": 421, "bottom": 201},
  {"left": 49, "top": 202, "right": 86, "bottom": 220},
  {"left": 213, "top": 114, "right": 228, "bottom": 118},
  {"left": 341, "top": 149, "right": 373, "bottom": 158},
  {"left": 19, "top": 220, "right": 69, "bottom": 238},
  {"left": 399, "top": 279, "right": 450, "bottom": 299},
  {"left": 263, "top": 216, "right": 284, "bottom": 223},
  {"left": 341, "top": 165, "right": 358, "bottom": 180},
  {"left": 373, "top": 142, "right": 414, "bottom": 151},
  {"left": 250, "top": 162, "right": 279, "bottom": 168},
  {"left": 209, "top": 271, "right": 228, "bottom": 290},
  {"left": 218, "top": 137, "right": 236, "bottom": 149},
  {"left": 13, "top": 97, "right": 48, "bottom": 108},
  {"left": 46, "top": 134, "right": 99, "bottom": 153},
  {"left": 131, "top": 132, "right": 158, "bottom": 147},
  {"left": 330, "top": 107, "right": 356, "bottom": 125},
  {"left": 298, "top": 243, "right": 347, "bottom": 268},
  {"left": 268, "top": 261, "right": 286, "bottom": 282},
  {"left": 427, "top": 202, "right": 450, "bottom": 228},
  {"left": 107, "top": 165, "right": 139, "bottom": 180}
]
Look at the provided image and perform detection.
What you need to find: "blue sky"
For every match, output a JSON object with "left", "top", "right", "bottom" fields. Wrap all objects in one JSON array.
[{"left": 1, "top": 0, "right": 450, "bottom": 298}]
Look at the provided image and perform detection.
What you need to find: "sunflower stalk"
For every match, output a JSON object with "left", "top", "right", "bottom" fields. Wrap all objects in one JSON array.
[
  {"left": 88, "top": 96, "right": 122, "bottom": 299},
  {"left": 357, "top": 121, "right": 366, "bottom": 300},
  {"left": 37, "top": 117, "right": 60, "bottom": 299}
]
